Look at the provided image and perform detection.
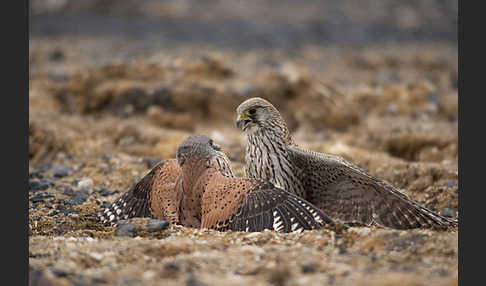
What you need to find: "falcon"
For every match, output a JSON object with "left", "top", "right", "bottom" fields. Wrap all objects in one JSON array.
[
  {"left": 175, "top": 134, "right": 334, "bottom": 232},
  {"left": 236, "top": 97, "right": 458, "bottom": 230},
  {"left": 98, "top": 139, "right": 234, "bottom": 226}
]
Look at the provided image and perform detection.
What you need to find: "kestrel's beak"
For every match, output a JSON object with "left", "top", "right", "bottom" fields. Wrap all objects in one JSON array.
[{"left": 236, "top": 113, "right": 251, "bottom": 130}]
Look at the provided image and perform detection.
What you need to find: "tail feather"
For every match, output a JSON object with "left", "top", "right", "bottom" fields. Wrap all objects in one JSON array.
[{"left": 98, "top": 188, "right": 153, "bottom": 226}]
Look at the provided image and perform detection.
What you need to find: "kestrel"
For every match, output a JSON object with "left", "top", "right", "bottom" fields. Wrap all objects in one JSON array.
[
  {"left": 236, "top": 97, "right": 458, "bottom": 230},
  {"left": 175, "top": 135, "right": 334, "bottom": 232},
  {"left": 99, "top": 139, "right": 234, "bottom": 226}
]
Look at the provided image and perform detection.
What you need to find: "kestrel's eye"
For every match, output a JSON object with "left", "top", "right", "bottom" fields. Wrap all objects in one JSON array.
[{"left": 246, "top": 108, "right": 256, "bottom": 116}]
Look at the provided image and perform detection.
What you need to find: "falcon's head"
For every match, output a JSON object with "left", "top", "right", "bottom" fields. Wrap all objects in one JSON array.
[
  {"left": 235, "top": 97, "right": 282, "bottom": 133},
  {"left": 176, "top": 134, "right": 235, "bottom": 178},
  {"left": 176, "top": 134, "right": 221, "bottom": 166}
]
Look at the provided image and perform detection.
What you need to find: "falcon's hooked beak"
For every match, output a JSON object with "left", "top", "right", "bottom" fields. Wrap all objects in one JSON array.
[{"left": 236, "top": 113, "right": 252, "bottom": 131}]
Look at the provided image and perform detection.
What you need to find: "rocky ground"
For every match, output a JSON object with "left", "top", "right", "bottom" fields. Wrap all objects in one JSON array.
[{"left": 29, "top": 1, "right": 458, "bottom": 285}]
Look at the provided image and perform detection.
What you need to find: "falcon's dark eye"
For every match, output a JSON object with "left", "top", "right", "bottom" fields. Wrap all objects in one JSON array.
[{"left": 246, "top": 108, "right": 256, "bottom": 116}]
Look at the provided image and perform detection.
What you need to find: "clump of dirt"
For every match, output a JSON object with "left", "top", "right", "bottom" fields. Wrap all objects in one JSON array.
[
  {"left": 29, "top": 121, "right": 67, "bottom": 166},
  {"left": 383, "top": 132, "right": 457, "bottom": 162}
]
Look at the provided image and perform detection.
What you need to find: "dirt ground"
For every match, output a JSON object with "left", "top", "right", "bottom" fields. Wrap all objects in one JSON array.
[{"left": 29, "top": 1, "right": 458, "bottom": 285}]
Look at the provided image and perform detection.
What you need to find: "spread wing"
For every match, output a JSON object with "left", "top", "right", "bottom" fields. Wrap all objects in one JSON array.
[
  {"left": 99, "top": 159, "right": 182, "bottom": 226},
  {"left": 288, "top": 146, "right": 458, "bottom": 230},
  {"left": 201, "top": 176, "right": 334, "bottom": 232}
]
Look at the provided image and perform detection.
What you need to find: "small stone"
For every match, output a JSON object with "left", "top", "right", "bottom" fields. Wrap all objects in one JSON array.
[
  {"left": 146, "top": 219, "right": 169, "bottom": 232},
  {"left": 31, "top": 193, "right": 54, "bottom": 203},
  {"left": 48, "top": 210, "right": 59, "bottom": 217},
  {"left": 43, "top": 177, "right": 57, "bottom": 187},
  {"left": 29, "top": 170, "right": 43, "bottom": 179},
  {"left": 50, "top": 268, "right": 68, "bottom": 277},
  {"left": 61, "top": 185, "right": 75, "bottom": 196},
  {"left": 70, "top": 189, "right": 89, "bottom": 205},
  {"left": 53, "top": 165, "right": 69, "bottom": 178},
  {"left": 115, "top": 224, "right": 139, "bottom": 237},
  {"left": 101, "top": 202, "right": 111, "bottom": 209},
  {"left": 29, "top": 179, "right": 49, "bottom": 191},
  {"left": 444, "top": 182, "right": 456, "bottom": 188},
  {"left": 164, "top": 262, "right": 180, "bottom": 272},
  {"left": 29, "top": 164, "right": 51, "bottom": 179},
  {"left": 185, "top": 275, "right": 208, "bottom": 286},
  {"left": 55, "top": 204, "right": 66, "bottom": 211},
  {"left": 60, "top": 209, "right": 77, "bottom": 216},
  {"left": 48, "top": 71, "right": 69, "bottom": 82},
  {"left": 440, "top": 208, "right": 456, "bottom": 218},
  {"left": 49, "top": 49, "right": 64, "bottom": 61},
  {"left": 120, "top": 137, "right": 135, "bottom": 147},
  {"left": 338, "top": 246, "right": 348, "bottom": 255},
  {"left": 301, "top": 264, "right": 316, "bottom": 273},
  {"left": 77, "top": 178, "right": 93, "bottom": 189},
  {"left": 94, "top": 188, "right": 115, "bottom": 197}
]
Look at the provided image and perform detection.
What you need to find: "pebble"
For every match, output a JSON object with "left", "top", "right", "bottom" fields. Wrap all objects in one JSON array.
[
  {"left": 70, "top": 189, "right": 89, "bottom": 205},
  {"left": 50, "top": 268, "right": 68, "bottom": 278},
  {"left": 77, "top": 178, "right": 93, "bottom": 189},
  {"left": 101, "top": 201, "right": 111, "bottom": 209},
  {"left": 185, "top": 275, "right": 208, "bottom": 286},
  {"left": 53, "top": 165, "right": 69, "bottom": 178},
  {"left": 43, "top": 177, "right": 57, "bottom": 187},
  {"left": 48, "top": 210, "right": 59, "bottom": 217},
  {"left": 440, "top": 208, "right": 456, "bottom": 218},
  {"left": 61, "top": 185, "right": 75, "bottom": 196},
  {"left": 61, "top": 209, "right": 78, "bottom": 216},
  {"left": 49, "top": 49, "right": 64, "bottom": 61},
  {"left": 146, "top": 219, "right": 169, "bottom": 232},
  {"left": 164, "top": 262, "right": 180, "bottom": 272},
  {"left": 338, "top": 246, "right": 348, "bottom": 255},
  {"left": 301, "top": 264, "right": 316, "bottom": 273},
  {"left": 31, "top": 193, "right": 54, "bottom": 203},
  {"left": 56, "top": 204, "right": 66, "bottom": 211},
  {"left": 29, "top": 164, "right": 51, "bottom": 179},
  {"left": 48, "top": 71, "right": 69, "bottom": 82},
  {"left": 115, "top": 224, "right": 139, "bottom": 237},
  {"left": 29, "top": 179, "right": 49, "bottom": 191},
  {"left": 444, "top": 182, "right": 456, "bottom": 188},
  {"left": 29, "top": 170, "right": 43, "bottom": 179},
  {"left": 120, "top": 137, "right": 135, "bottom": 147},
  {"left": 94, "top": 188, "right": 116, "bottom": 197}
]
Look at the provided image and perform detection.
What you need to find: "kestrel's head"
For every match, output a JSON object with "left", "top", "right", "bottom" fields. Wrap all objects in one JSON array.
[
  {"left": 235, "top": 97, "right": 284, "bottom": 133},
  {"left": 176, "top": 134, "right": 221, "bottom": 166}
]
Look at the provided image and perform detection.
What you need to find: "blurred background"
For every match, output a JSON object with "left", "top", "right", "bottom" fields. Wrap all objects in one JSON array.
[
  {"left": 29, "top": 1, "right": 458, "bottom": 285},
  {"left": 29, "top": 0, "right": 458, "bottom": 163}
]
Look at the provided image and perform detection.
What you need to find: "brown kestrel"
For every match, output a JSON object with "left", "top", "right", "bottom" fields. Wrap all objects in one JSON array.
[
  {"left": 236, "top": 97, "right": 458, "bottom": 230},
  {"left": 99, "top": 139, "right": 233, "bottom": 226}
]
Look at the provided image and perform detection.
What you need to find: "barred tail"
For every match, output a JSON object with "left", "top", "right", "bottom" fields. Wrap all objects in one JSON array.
[{"left": 98, "top": 188, "right": 152, "bottom": 226}]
